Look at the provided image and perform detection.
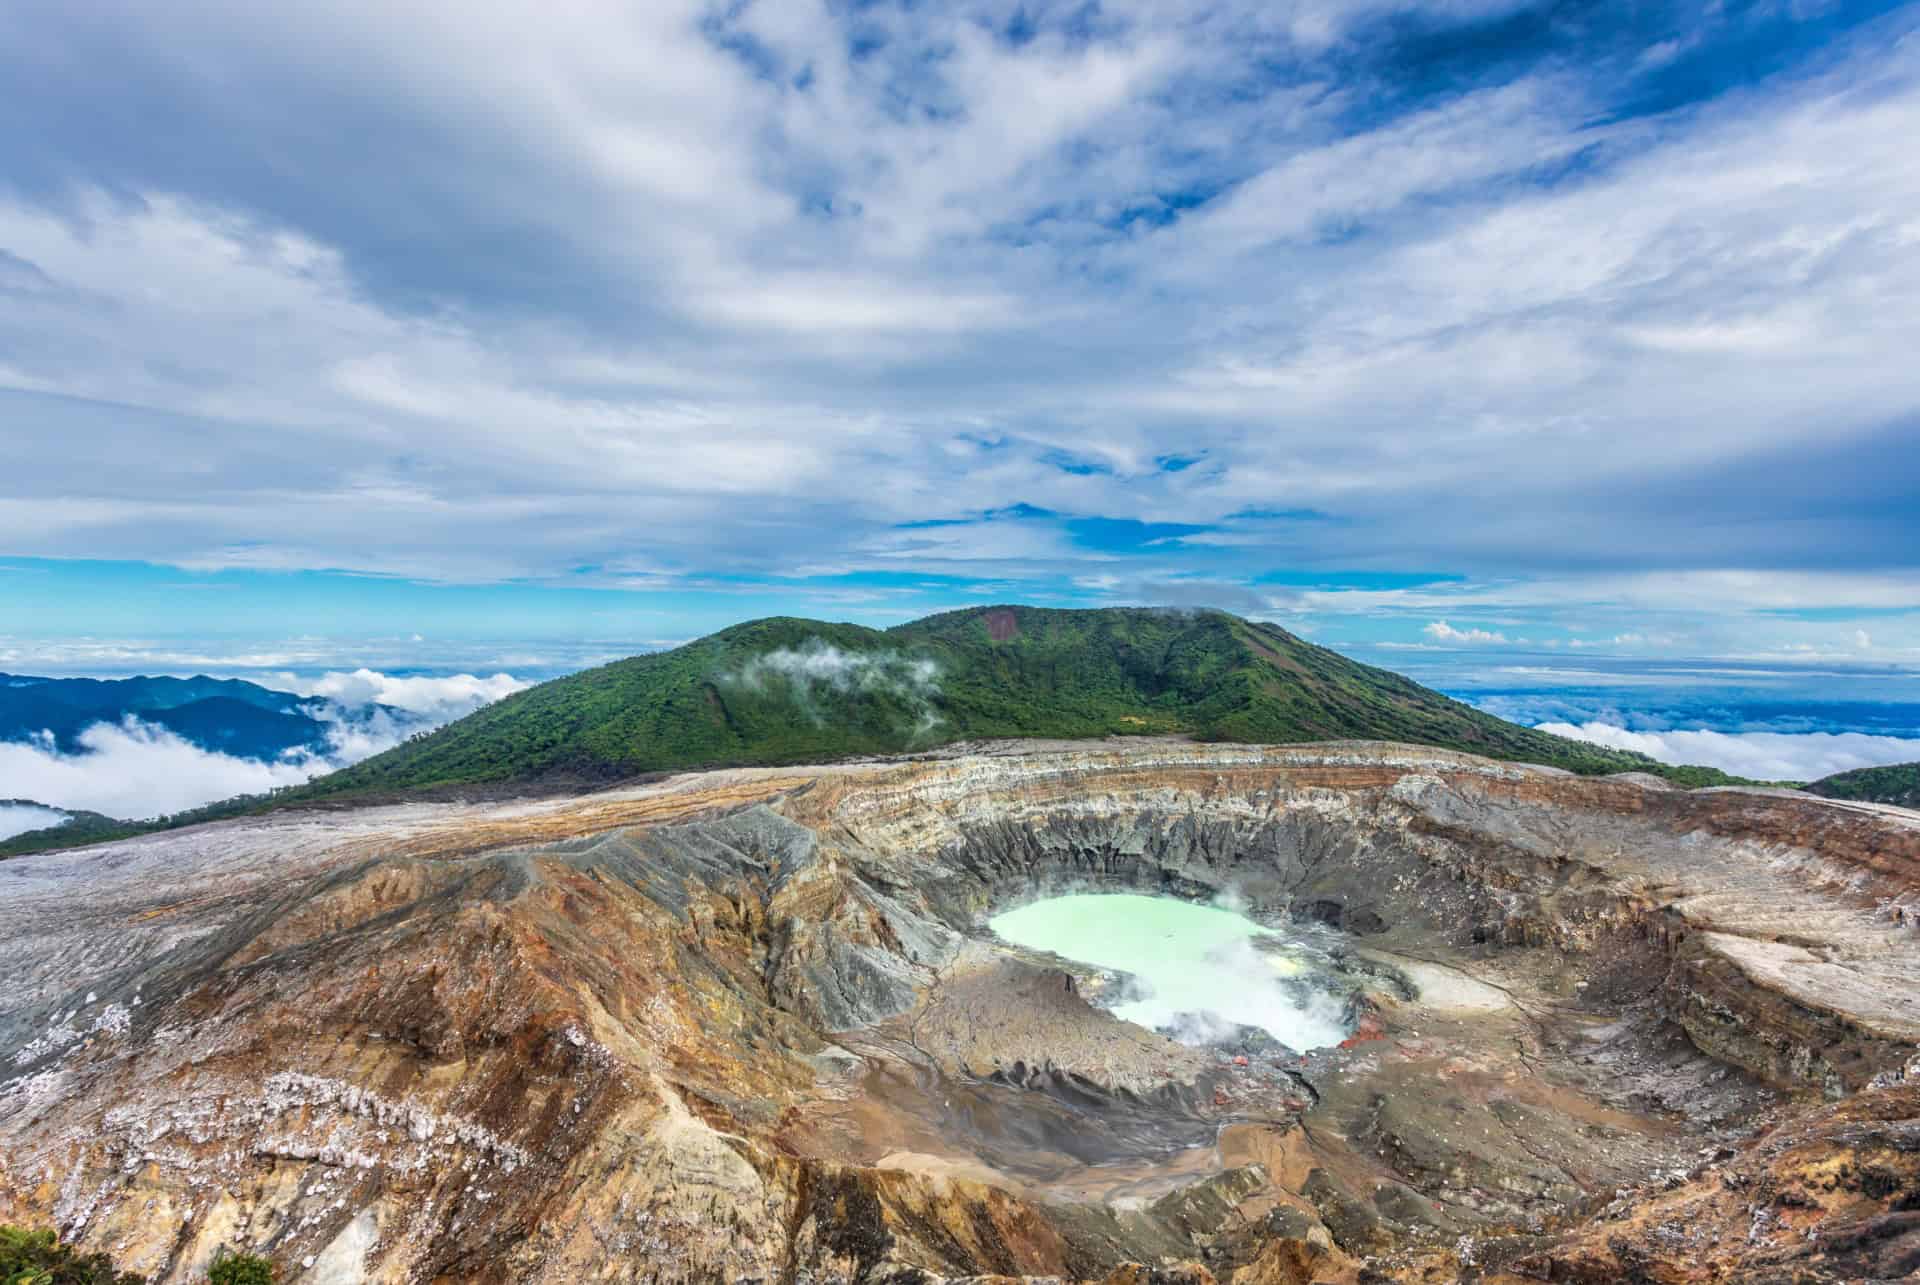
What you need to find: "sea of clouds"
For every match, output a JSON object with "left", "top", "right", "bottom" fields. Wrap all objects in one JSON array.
[
  {"left": 0, "top": 670, "right": 530, "bottom": 822},
  {"left": 1460, "top": 689, "right": 1920, "bottom": 782},
  {"left": 1537, "top": 720, "right": 1920, "bottom": 782}
]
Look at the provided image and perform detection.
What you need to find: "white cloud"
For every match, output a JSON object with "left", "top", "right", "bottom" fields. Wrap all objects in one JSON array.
[
  {"left": 1537, "top": 720, "right": 1920, "bottom": 782},
  {"left": 271, "top": 668, "right": 531, "bottom": 720},
  {"left": 1263, "top": 571, "right": 1920, "bottom": 667},
  {"left": 1294, "top": 571, "right": 1920, "bottom": 617},
  {"left": 0, "top": 802, "right": 68, "bottom": 842},
  {"left": 728, "top": 640, "right": 943, "bottom": 734},
  {"left": 1423, "top": 620, "right": 1509, "bottom": 645},
  {"left": 0, "top": 635, "right": 608, "bottom": 680},
  {"left": 0, "top": 0, "right": 1916, "bottom": 627},
  {"left": 1188, "top": 81, "right": 1584, "bottom": 255},
  {"left": 0, "top": 668, "right": 530, "bottom": 821},
  {"left": 0, "top": 722, "right": 322, "bottom": 820}
]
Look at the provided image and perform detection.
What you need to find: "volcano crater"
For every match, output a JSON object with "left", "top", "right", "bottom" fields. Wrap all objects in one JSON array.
[{"left": 4, "top": 743, "right": 1920, "bottom": 1282}]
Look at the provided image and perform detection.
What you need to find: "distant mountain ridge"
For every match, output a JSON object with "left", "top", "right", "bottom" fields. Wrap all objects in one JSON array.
[
  {"left": 301, "top": 605, "right": 1739, "bottom": 802},
  {"left": 0, "top": 670, "right": 411, "bottom": 766},
  {"left": 0, "top": 670, "right": 337, "bottom": 762},
  {"left": 1806, "top": 761, "right": 1920, "bottom": 810}
]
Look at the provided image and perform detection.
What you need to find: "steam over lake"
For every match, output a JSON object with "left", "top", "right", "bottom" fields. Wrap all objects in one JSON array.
[{"left": 989, "top": 892, "right": 1348, "bottom": 1051}]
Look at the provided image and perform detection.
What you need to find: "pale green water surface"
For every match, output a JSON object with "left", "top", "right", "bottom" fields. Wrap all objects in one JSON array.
[{"left": 989, "top": 892, "right": 1348, "bottom": 1051}]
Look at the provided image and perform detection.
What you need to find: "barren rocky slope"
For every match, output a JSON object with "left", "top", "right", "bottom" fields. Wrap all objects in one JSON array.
[{"left": 3, "top": 741, "right": 1918, "bottom": 1282}]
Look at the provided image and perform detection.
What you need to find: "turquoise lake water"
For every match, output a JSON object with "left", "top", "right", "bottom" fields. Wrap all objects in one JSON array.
[{"left": 988, "top": 892, "right": 1348, "bottom": 1051}]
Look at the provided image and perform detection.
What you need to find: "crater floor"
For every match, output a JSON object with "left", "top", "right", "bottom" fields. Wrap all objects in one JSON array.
[{"left": 3, "top": 741, "right": 1919, "bottom": 1282}]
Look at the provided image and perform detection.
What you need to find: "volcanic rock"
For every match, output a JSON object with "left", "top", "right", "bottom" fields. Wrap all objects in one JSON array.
[{"left": 2, "top": 741, "right": 1917, "bottom": 1282}]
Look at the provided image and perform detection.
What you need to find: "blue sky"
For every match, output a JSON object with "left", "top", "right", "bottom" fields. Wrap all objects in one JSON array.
[{"left": 2, "top": 0, "right": 1918, "bottom": 732}]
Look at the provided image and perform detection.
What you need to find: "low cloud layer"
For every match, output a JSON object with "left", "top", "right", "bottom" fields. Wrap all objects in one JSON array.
[
  {"left": 0, "top": 801, "right": 68, "bottom": 841},
  {"left": 0, "top": 668, "right": 527, "bottom": 821},
  {"left": 730, "top": 641, "right": 942, "bottom": 734},
  {"left": 270, "top": 668, "right": 531, "bottom": 720},
  {"left": 0, "top": 721, "right": 321, "bottom": 820},
  {"left": 1538, "top": 720, "right": 1920, "bottom": 782}
]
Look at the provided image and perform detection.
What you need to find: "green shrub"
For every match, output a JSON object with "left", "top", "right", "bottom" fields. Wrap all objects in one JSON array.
[
  {"left": 205, "top": 1252, "right": 275, "bottom": 1285},
  {"left": 0, "top": 1224, "right": 146, "bottom": 1284},
  {"left": 291, "top": 606, "right": 1750, "bottom": 801}
]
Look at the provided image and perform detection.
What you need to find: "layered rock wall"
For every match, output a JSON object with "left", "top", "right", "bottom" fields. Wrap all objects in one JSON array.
[{"left": 1, "top": 742, "right": 1916, "bottom": 1282}]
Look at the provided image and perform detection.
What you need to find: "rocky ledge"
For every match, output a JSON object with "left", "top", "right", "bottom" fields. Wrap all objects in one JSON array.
[{"left": 2, "top": 741, "right": 1918, "bottom": 1283}]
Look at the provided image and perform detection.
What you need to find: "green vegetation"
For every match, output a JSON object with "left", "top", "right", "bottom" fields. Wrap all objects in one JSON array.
[
  {"left": 1805, "top": 761, "right": 1920, "bottom": 809},
  {"left": 300, "top": 606, "right": 1738, "bottom": 799},
  {"left": 0, "top": 795, "right": 268, "bottom": 860},
  {"left": 3, "top": 607, "right": 1751, "bottom": 860},
  {"left": 0, "top": 1225, "right": 145, "bottom": 1284},
  {"left": 0, "top": 807, "right": 135, "bottom": 858},
  {"left": 204, "top": 1251, "right": 275, "bottom": 1285}
]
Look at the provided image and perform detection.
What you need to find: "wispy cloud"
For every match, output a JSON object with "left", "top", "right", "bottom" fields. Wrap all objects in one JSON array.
[
  {"left": 0, "top": 0, "right": 1913, "bottom": 659},
  {"left": 727, "top": 640, "right": 943, "bottom": 735}
]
